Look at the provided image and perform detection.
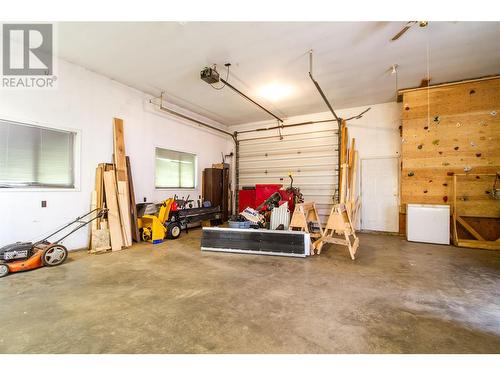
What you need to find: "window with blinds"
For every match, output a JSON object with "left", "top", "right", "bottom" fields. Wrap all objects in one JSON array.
[
  {"left": 0, "top": 119, "right": 76, "bottom": 188},
  {"left": 155, "top": 147, "right": 196, "bottom": 189}
]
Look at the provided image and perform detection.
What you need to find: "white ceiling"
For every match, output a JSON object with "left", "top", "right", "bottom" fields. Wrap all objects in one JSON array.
[{"left": 56, "top": 21, "right": 500, "bottom": 125}]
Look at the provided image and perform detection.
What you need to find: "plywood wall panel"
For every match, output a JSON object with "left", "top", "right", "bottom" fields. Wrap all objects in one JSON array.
[
  {"left": 401, "top": 77, "right": 500, "bottom": 218},
  {"left": 402, "top": 78, "right": 500, "bottom": 120}
]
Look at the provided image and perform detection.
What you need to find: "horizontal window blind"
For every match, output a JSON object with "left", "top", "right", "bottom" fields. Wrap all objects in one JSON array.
[
  {"left": 0, "top": 119, "right": 75, "bottom": 188},
  {"left": 155, "top": 148, "right": 196, "bottom": 189}
]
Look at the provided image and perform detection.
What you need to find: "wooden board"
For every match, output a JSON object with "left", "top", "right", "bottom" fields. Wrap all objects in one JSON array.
[
  {"left": 349, "top": 151, "right": 358, "bottom": 203},
  {"left": 113, "top": 118, "right": 127, "bottom": 182},
  {"left": 348, "top": 138, "right": 355, "bottom": 168},
  {"left": 401, "top": 78, "right": 500, "bottom": 120},
  {"left": 103, "top": 170, "right": 123, "bottom": 251},
  {"left": 399, "top": 75, "right": 500, "bottom": 95},
  {"left": 113, "top": 117, "right": 132, "bottom": 246},
  {"left": 338, "top": 120, "right": 348, "bottom": 201},
  {"left": 452, "top": 172, "right": 500, "bottom": 249},
  {"left": 339, "top": 163, "right": 348, "bottom": 204},
  {"left": 94, "top": 164, "right": 106, "bottom": 229},
  {"left": 340, "top": 120, "right": 348, "bottom": 164},
  {"left": 90, "top": 228, "right": 111, "bottom": 254},
  {"left": 401, "top": 77, "right": 500, "bottom": 217},
  {"left": 96, "top": 164, "right": 105, "bottom": 204},
  {"left": 126, "top": 156, "right": 140, "bottom": 242},
  {"left": 117, "top": 180, "right": 132, "bottom": 247},
  {"left": 456, "top": 239, "right": 500, "bottom": 251},
  {"left": 456, "top": 215, "right": 485, "bottom": 241}
]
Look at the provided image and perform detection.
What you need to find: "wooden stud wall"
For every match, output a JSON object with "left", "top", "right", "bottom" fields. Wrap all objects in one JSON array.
[{"left": 401, "top": 77, "right": 500, "bottom": 218}]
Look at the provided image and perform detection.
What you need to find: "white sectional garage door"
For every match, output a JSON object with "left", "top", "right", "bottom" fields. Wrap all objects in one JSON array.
[{"left": 237, "top": 122, "right": 339, "bottom": 224}]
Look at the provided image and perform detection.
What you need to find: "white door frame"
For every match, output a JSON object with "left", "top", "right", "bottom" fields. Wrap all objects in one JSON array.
[{"left": 360, "top": 156, "right": 401, "bottom": 232}]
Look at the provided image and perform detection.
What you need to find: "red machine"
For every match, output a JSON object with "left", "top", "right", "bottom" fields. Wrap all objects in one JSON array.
[
  {"left": 255, "top": 184, "right": 283, "bottom": 208},
  {"left": 238, "top": 176, "right": 302, "bottom": 214},
  {"left": 238, "top": 188, "right": 256, "bottom": 213}
]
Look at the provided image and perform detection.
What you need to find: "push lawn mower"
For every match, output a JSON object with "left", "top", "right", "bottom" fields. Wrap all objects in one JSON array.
[{"left": 0, "top": 208, "right": 107, "bottom": 278}]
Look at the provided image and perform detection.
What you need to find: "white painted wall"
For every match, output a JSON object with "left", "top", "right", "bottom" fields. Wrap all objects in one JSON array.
[
  {"left": 228, "top": 102, "right": 402, "bottom": 228},
  {"left": 0, "top": 59, "right": 232, "bottom": 250}
]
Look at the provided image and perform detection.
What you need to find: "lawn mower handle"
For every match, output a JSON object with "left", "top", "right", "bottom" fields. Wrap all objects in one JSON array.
[{"left": 36, "top": 208, "right": 108, "bottom": 245}]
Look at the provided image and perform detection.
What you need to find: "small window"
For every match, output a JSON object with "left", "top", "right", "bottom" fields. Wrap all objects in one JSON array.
[
  {"left": 0, "top": 119, "right": 76, "bottom": 188},
  {"left": 155, "top": 147, "right": 196, "bottom": 189}
]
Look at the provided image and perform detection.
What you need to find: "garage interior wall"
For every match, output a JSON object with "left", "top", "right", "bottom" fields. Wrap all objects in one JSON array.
[
  {"left": 228, "top": 101, "right": 401, "bottom": 227},
  {"left": 400, "top": 77, "right": 500, "bottom": 239},
  {"left": 0, "top": 58, "right": 231, "bottom": 250}
]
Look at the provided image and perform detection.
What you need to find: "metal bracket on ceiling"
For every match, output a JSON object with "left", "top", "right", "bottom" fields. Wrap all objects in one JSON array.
[
  {"left": 344, "top": 107, "right": 372, "bottom": 121},
  {"left": 308, "top": 50, "right": 340, "bottom": 124},
  {"left": 217, "top": 70, "right": 284, "bottom": 123},
  {"left": 277, "top": 120, "right": 284, "bottom": 140},
  {"left": 308, "top": 50, "right": 371, "bottom": 124}
]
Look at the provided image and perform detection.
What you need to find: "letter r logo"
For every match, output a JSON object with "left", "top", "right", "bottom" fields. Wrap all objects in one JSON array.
[{"left": 2, "top": 24, "right": 53, "bottom": 75}]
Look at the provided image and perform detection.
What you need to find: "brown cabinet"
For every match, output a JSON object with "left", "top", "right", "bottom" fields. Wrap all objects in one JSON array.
[
  {"left": 203, "top": 166, "right": 230, "bottom": 222},
  {"left": 203, "top": 168, "right": 222, "bottom": 207}
]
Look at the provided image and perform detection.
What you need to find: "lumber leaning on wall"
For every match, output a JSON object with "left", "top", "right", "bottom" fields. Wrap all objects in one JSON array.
[
  {"left": 103, "top": 170, "right": 123, "bottom": 251},
  {"left": 113, "top": 117, "right": 132, "bottom": 247},
  {"left": 126, "top": 156, "right": 140, "bottom": 242},
  {"left": 338, "top": 120, "right": 348, "bottom": 203}
]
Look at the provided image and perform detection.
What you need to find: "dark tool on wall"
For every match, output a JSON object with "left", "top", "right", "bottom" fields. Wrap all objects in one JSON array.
[
  {"left": 221, "top": 151, "right": 234, "bottom": 163},
  {"left": 0, "top": 208, "right": 107, "bottom": 278}
]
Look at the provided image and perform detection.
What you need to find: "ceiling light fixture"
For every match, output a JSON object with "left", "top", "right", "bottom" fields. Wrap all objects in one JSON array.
[{"left": 258, "top": 83, "right": 293, "bottom": 102}]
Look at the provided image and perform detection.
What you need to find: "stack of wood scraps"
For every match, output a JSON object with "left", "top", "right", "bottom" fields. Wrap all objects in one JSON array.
[
  {"left": 89, "top": 163, "right": 113, "bottom": 254},
  {"left": 89, "top": 117, "right": 139, "bottom": 254}
]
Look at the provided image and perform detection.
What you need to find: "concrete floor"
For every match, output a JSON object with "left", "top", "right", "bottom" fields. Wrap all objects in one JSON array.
[{"left": 1, "top": 230, "right": 499, "bottom": 354}]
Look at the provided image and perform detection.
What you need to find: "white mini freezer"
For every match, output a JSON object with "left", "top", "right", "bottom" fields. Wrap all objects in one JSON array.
[{"left": 406, "top": 204, "right": 450, "bottom": 245}]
